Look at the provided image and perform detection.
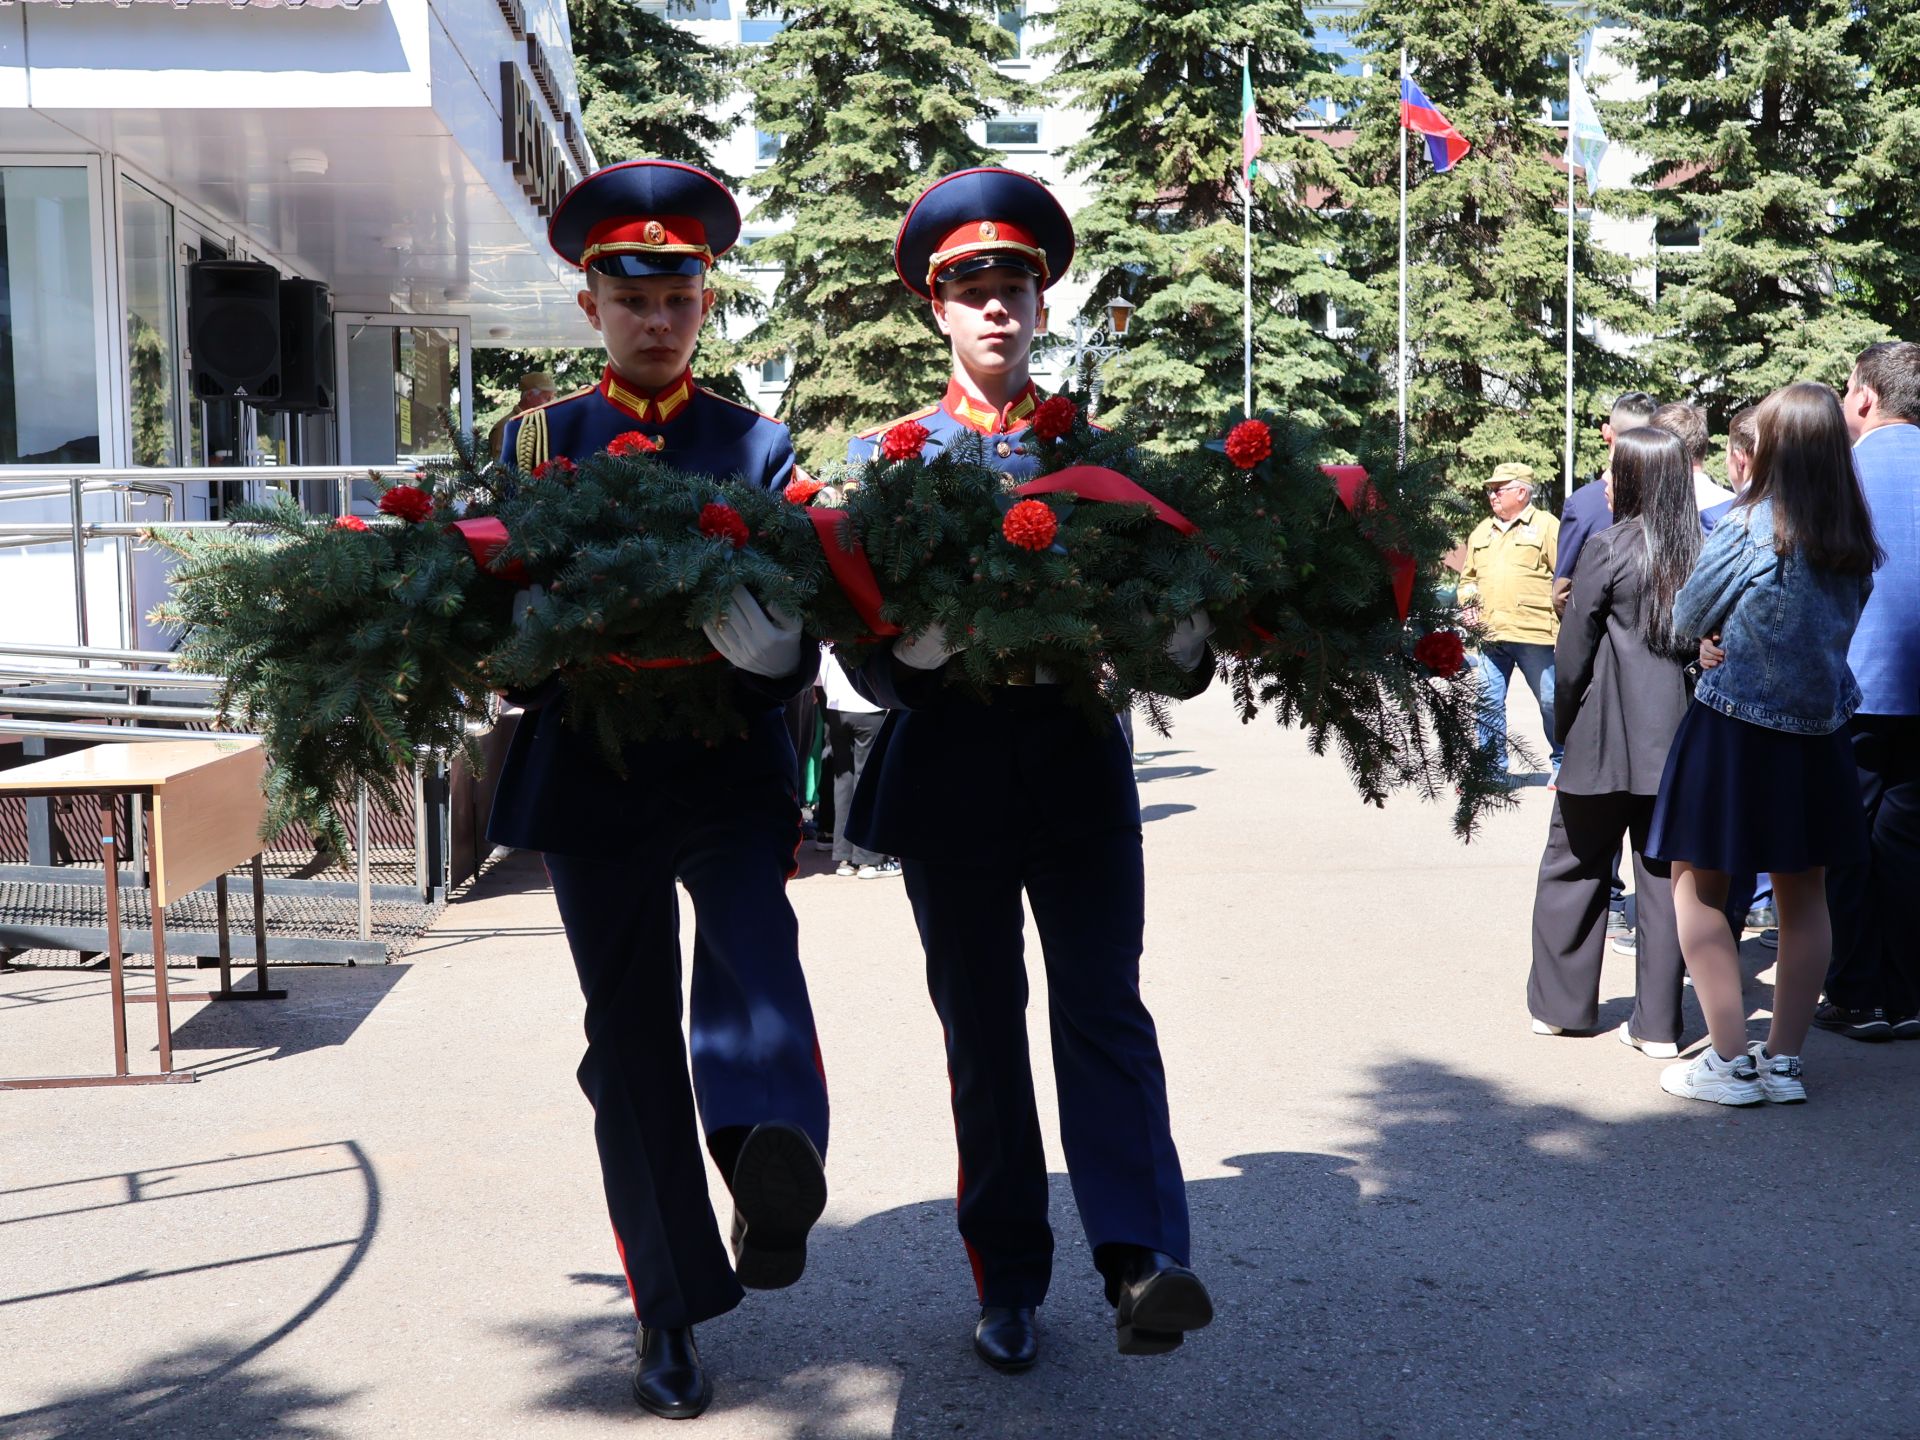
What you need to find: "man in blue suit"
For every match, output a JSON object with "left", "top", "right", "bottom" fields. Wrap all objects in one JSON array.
[
  {"left": 844, "top": 168, "right": 1216, "bottom": 1375},
  {"left": 496, "top": 160, "right": 828, "bottom": 1420},
  {"left": 1820, "top": 341, "right": 1920, "bottom": 1040}
]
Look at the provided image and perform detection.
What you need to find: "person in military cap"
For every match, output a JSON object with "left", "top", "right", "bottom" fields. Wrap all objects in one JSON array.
[
  {"left": 487, "top": 369, "right": 559, "bottom": 459},
  {"left": 495, "top": 159, "right": 828, "bottom": 1421},
  {"left": 843, "top": 167, "right": 1217, "bottom": 1373}
]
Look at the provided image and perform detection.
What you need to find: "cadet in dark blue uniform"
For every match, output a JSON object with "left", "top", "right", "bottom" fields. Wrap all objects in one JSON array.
[
  {"left": 844, "top": 168, "right": 1217, "bottom": 1372},
  {"left": 496, "top": 160, "right": 827, "bottom": 1421}
]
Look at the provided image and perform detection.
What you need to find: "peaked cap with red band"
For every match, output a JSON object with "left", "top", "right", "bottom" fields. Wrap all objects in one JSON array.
[
  {"left": 548, "top": 159, "right": 742, "bottom": 277},
  {"left": 894, "top": 167, "right": 1075, "bottom": 300}
]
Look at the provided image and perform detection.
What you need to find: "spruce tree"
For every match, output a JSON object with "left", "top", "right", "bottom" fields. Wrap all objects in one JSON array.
[
  {"left": 1342, "top": 0, "right": 1651, "bottom": 495},
  {"left": 1043, "top": 0, "right": 1369, "bottom": 454},
  {"left": 1840, "top": 0, "right": 1920, "bottom": 336},
  {"left": 1606, "top": 0, "right": 1888, "bottom": 420},
  {"left": 740, "top": 0, "right": 1026, "bottom": 471}
]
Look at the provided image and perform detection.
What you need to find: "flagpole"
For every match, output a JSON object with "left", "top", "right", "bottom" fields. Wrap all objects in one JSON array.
[
  {"left": 1243, "top": 47, "right": 1254, "bottom": 419},
  {"left": 1397, "top": 44, "right": 1408, "bottom": 468},
  {"left": 1564, "top": 58, "right": 1577, "bottom": 502}
]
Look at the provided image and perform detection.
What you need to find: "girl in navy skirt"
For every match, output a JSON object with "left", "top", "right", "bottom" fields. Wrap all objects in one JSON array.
[{"left": 1649, "top": 382, "right": 1881, "bottom": 1106}]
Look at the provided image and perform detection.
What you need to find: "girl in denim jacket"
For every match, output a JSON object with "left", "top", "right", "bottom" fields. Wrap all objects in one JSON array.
[{"left": 1648, "top": 383, "right": 1881, "bottom": 1106}]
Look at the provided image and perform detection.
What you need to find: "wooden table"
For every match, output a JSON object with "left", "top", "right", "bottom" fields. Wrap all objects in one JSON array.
[{"left": 0, "top": 739, "right": 280, "bottom": 1089}]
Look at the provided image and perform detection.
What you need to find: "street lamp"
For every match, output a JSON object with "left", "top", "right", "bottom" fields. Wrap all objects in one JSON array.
[{"left": 1037, "top": 294, "right": 1138, "bottom": 421}]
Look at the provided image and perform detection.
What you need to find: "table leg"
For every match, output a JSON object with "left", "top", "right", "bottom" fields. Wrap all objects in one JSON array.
[
  {"left": 203, "top": 856, "right": 284, "bottom": 1000},
  {"left": 214, "top": 872, "right": 234, "bottom": 997},
  {"left": 100, "top": 798, "right": 128, "bottom": 1078},
  {"left": 149, "top": 796, "right": 177, "bottom": 1074}
]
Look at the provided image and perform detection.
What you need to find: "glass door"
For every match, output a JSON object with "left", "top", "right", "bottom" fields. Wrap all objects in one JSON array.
[{"left": 338, "top": 313, "right": 473, "bottom": 473}]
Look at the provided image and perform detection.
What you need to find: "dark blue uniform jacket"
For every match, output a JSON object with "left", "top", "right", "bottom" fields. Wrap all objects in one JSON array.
[{"left": 490, "top": 368, "right": 816, "bottom": 857}]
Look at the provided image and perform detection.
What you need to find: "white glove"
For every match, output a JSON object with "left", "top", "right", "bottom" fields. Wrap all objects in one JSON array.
[
  {"left": 893, "top": 622, "right": 962, "bottom": 671},
  {"left": 1165, "top": 609, "right": 1215, "bottom": 669},
  {"left": 703, "top": 586, "right": 803, "bottom": 678},
  {"left": 510, "top": 583, "right": 548, "bottom": 628}
]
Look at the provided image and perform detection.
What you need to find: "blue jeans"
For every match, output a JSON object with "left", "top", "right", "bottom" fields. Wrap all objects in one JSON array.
[{"left": 1478, "top": 641, "right": 1561, "bottom": 768}]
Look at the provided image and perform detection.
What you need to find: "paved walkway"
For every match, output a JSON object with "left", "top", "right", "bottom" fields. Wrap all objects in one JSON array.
[{"left": 4, "top": 688, "right": 1918, "bottom": 1439}]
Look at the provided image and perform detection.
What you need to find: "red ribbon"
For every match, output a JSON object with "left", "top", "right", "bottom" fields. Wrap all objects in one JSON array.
[
  {"left": 448, "top": 517, "right": 529, "bottom": 585},
  {"left": 1322, "top": 464, "right": 1415, "bottom": 623},
  {"left": 1013, "top": 465, "right": 1200, "bottom": 534},
  {"left": 807, "top": 507, "right": 902, "bottom": 638},
  {"left": 606, "top": 651, "right": 724, "bottom": 672}
]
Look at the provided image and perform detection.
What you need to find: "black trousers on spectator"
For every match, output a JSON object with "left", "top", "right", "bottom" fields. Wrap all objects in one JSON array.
[
  {"left": 1826, "top": 715, "right": 1920, "bottom": 1017},
  {"left": 1529, "top": 791, "right": 1685, "bottom": 1044},
  {"left": 825, "top": 709, "right": 886, "bottom": 866}
]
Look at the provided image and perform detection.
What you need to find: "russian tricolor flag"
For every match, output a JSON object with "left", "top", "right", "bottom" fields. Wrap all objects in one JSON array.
[{"left": 1400, "top": 76, "right": 1471, "bottom": 172}]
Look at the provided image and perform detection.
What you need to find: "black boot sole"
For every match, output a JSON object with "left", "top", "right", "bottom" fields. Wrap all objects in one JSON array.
[
  {"left": 730, "top": 1122, "right": 827, "bottom": 1290},
  {"left": 1116, "top": 1269, "right": 1213, "bottom": 1356}
]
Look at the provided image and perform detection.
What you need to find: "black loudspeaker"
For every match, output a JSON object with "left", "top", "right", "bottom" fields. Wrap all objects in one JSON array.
[
  {"left": 271, "top": 278, "right": 335, "bottom": 414},
  {"left": 188, "top": 260, "right": 282, "bottom": 402}
]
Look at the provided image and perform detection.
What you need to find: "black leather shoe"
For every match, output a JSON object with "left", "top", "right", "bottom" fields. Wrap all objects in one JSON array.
[
  {"left": 972, "top": 1306, "right": 1038, "bottom": 1373},
  {"left": 728, "top": 1121, "right": 828, "bottom": 1290},
  {"left": 632, "top": 1325, "right": 712, "bottom": 1420},
  {"left": 1112, "top": 1250, "right": 1214, "bottom": 1356}
]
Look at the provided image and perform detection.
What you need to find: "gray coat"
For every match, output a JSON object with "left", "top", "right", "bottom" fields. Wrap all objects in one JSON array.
[{"left": 1553, "top": 522, "right": 1693, "bottom": 796}]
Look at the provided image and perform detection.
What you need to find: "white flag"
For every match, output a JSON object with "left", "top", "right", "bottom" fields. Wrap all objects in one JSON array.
[{"left": 1566, "top": 66, "right": 1608, "bottom": 196}]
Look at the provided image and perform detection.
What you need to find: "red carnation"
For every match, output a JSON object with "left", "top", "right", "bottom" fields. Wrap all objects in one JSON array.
[
  {"left": 533, "top": 455, "right": 577, "bottom": 481},
  {"left": 698, "top": 502, "right": 751, "bottom": 550},
  {"left": 608, "top": 430, "right": 661, "bottom": 457},
  {"left": 784, "top": 474, "right": 824, "bottom": 505},
  {"left": 879, "top": 420, "right": 930, "bottom": 461},
  {"left": 1414, "top": 629, "right": 1467, "bottom": 678},
  {"left": 377, "top": 483, "right": 434, "bottom": 523},
  {"left": 331, "top": 515, "right": 369, "bottom": 532},
  {"left": 1224, "top": 418, "right": 1273, "bottom": 470},
  {"left": 1030, "top": 395, "right": 1077, "bottom": 441},
  {"left": 1002, "top": 498, "right": 1059, "bottom": 552}
]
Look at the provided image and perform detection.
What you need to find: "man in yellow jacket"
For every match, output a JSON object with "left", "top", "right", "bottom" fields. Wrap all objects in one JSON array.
[{"left": 1458, "top": 461, "right": 1562, "bottom": 778}]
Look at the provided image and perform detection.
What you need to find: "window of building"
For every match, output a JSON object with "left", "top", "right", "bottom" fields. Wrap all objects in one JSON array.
[
  {"left": 740, "top": 9, "right": 784, "bottom": 43},
  {"left": 1653, "top": 217, "right": 1702, "bottom": 304},
  {"left": 759, "top": 353, "right": 789, "bottom": 387},
  {"left": 120, "top": 177, "right": 179, "bottom": 467},
  {"left": 0, "top": 166, "right": 102, "bottom": 464},
  {"left": 986, "top": 117, "right": 1042, "bottom": 148},
  {"left": 667, "top": 0, "right": 730, "bottom": 16},
  {"left": 997, "top": 4, "right": 1026, "bottom": 60},
  {"left": 1300, "top": 8, "right": 1368, "bottom": 125},
  {"left": 755, "top": 128, "right": 782, "bottom": 164}
]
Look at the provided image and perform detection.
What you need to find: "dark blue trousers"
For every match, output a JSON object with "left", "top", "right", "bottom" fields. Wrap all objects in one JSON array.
[
  {"left": 544, "top": 788, "right": 828, "bottom": 1330},
  {"left": 902, "top": 827, "right": 1189, "bottom": 1309}
]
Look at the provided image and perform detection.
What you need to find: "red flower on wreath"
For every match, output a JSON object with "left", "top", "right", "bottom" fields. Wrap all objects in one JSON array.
[
  {"left": 784, "top": 474, "right": 824, "bottom": 505},
  {"left": 533, "top": 455, "right": 577, "bottom": 481},
  {"left": 377, "top": 484, "right": 434, "bottom": 523},
  {"left": 1413, "top": 630, "right": 1467, "bottom": 678},
  {"left": 1002, "top": 498, "right": 1058, "bottom": 552},
  {"left": 608, "top": 430, "right": 661, "bottom": 457},
  {"left": 331, "top": 515, "right": 369, "bottom": 532},
  {"left": 699, "top": 502, "right": 751, "bottom": 550},
  {"left": 880, "top": 420, "right": 930, "bottom": 461},
  {"left": 1224, "top": 418, "right": 1273, "bottom": 470},
  {"left": 1030, "top": 395, "right": 1077, "bottom": 441}
]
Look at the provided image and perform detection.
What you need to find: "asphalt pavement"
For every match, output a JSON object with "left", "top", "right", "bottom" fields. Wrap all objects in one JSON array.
[{"left": 4, "top": 685, "right": 1919, "bottom": 1439}]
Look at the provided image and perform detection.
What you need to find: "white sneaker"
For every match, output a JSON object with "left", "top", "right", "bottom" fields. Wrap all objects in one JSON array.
[
  {"left": 1660, "top": 1049, "right": 1764, "bottom": 1106},
  {"left": 1746, "top": 1042, "right": 1807, "bottom": 1103},
  {"left": 856, "top": 859, "right": 902, "bottom": 880},
  {"left": 1617, "top": 1021, "right": 1680, "bottom": 1060},
  {"left": 1531, "top": 1018, "right": 1564, "bottom": 1036},
  {"left": 834, "top": 861, "right": 857, "bottom": 877}
]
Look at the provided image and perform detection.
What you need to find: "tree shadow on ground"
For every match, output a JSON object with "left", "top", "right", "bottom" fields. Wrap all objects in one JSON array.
[
  {"left": 0, "top": 1349, "right": 355, "bottom": 1440},
  {"left": 506, "top": 1056, "right": 1920, "bottom": 1438}
]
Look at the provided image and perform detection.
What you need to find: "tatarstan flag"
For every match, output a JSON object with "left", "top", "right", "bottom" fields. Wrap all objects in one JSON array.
[{"left": 1399, "top": 76, "right": 1471, "bottom": 172}]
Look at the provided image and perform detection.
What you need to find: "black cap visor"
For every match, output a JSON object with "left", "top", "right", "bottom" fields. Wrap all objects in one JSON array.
[
  {"left": 588, "top": 252, "right": 709, "bottom": 280},
  {"left": 933, "top": 252, "right": 1046, "bottom": 289}
]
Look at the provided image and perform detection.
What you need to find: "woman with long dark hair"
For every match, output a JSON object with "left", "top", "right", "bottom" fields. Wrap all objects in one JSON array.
[
  {"left": 1650, "top": 382, "right": 1882, "bottom": 1105},
  {"left": 1529, "top": 427, "right": 1701, "bottom": 1055}
]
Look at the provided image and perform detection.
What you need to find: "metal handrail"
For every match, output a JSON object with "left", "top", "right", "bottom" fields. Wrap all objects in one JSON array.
[
  {"left": 0, "top": 663, "right": 219, "bottom": 689},
  {"left": 0, "top": 696, "right": 222, "bottom": 722},
  {"left": 0, "top": 466, "right": 427, "bottom": 485},
  {"left": 0, "top": 718, "right": 255, "bottom": 743},
  {"left": 0, "top": 642, "right": 180, "bottom": 665}
]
